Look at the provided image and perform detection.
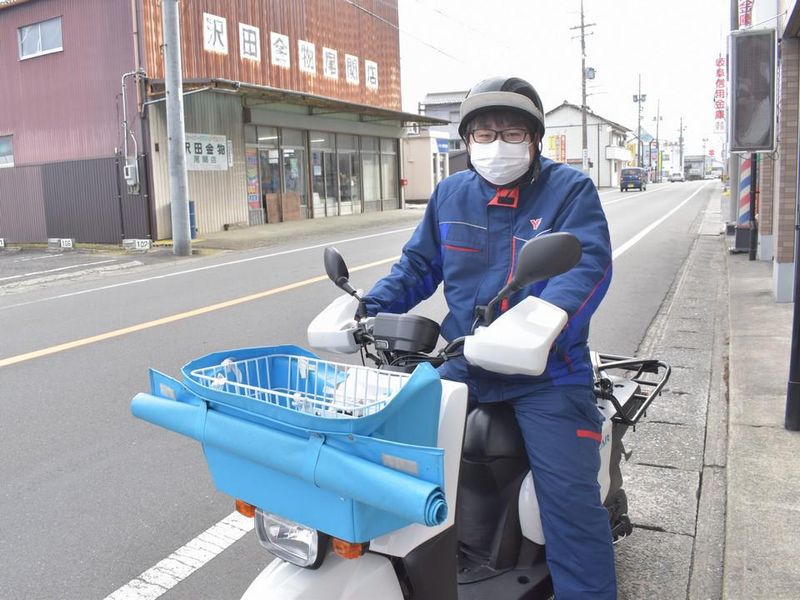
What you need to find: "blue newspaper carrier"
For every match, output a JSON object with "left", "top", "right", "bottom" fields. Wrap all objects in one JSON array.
[{"left": 130, "top": 345, "right": 447, "bottom": 543}]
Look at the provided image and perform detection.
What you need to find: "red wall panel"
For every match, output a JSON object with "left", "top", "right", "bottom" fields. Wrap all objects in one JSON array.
[
  {"left": 0, "top": 0, "right": 139, "bottom": 164},
  {"left": 142, "top": 0, "right": 401, "bottom": 110}
]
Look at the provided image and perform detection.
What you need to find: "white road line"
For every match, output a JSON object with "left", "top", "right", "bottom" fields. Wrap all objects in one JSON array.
[
  {"left": 0, "top": 259, "right": 118, "bottom": 282},
  {"left": 104, "top": 512, "right": 253, "bottom": 600},
  {"left": 601, "top": 183, "right": 676, "bottom": 206},
  {"left": 8, "top": 254, "right": 62, "bottom": 263},
  {"left": 613, "top": 183, "right": 709, "bottom": 259},
  {"left": 0, "top": 226, "right": 417, "bottom": 311}
]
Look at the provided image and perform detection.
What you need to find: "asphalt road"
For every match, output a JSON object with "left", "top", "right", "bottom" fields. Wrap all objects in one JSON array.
[{"left": 0, "top": 179, "right": 717, "bottom": 600}]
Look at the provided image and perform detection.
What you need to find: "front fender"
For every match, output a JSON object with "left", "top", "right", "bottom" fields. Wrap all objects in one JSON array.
[{"left": 241, "top": 552, "right": 403, "bottom": 600}]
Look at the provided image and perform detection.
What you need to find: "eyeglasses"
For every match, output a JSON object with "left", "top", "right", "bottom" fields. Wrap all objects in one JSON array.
[{"left": 468, "top": 128, "right": 530, "bottom": 144}]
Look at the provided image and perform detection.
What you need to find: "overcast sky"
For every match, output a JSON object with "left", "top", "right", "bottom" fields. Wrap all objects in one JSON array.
[{"left": 397, "top": 0, "right": 731, "bottom": 156}]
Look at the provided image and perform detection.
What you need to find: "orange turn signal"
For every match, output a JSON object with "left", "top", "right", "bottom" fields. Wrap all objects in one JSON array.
[
  {"left": 332, "top": 538, "right": 366, "bottom": 560},
  {"left": 235, "top": 499, "right": 256, "bottom": 518}
]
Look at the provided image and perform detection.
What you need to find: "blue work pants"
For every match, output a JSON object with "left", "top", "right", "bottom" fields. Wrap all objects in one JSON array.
[{"left": 510, "top": 384, "right": 616, "bottom": 599}]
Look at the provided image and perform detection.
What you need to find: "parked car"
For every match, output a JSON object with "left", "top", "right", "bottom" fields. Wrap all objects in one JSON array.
[
  {"left": 669, "top": 172, "right": 685, "bottom": 182},
  {"left": 620, "top": 167, "right": 647, "bottom": 192}
]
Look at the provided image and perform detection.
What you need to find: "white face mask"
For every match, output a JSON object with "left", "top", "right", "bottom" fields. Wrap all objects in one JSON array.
[{"left": 470, "top": 140, "right": 533, "bottom": 186}]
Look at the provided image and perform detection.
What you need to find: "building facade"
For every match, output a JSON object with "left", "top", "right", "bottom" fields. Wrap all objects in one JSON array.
[
  {"left": 0, "top": 0, "right": 442, "bottom": 243},
  {"left": 419, "top": 91, "right": 467, "bottom": 152},
  {"left": 543, "top": 102, "right": 631, "bottom": 189},
  {"left": 401, "top": 129, "right": 450, "bottom": 202},
  {"left": 743, "top": 0, "right": 800, "bottom": 301}
]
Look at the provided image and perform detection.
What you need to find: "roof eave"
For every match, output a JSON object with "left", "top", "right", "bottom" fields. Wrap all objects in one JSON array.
[{"left": 146, "top": 78, "right": 449, "bottom": 126}]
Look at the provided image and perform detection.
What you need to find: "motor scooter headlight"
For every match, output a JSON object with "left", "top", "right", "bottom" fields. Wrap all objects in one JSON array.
[{"left": 254, "top": 509, "right": 328, "bottom": 569}]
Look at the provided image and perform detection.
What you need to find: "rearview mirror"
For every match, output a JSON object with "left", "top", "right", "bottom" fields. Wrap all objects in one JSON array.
[
  {"left": 324, "top": 247, "right": 358, "bottom": 297},
  {"left": 511, "top": 232, "right": 582, "bottom": 292},
  {"left": 484, "top": 232, "right": 582, "bottom": 324}
]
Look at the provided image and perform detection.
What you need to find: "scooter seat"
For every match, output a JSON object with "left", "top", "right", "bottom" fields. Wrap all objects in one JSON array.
[{"left": 462, "top": 403, "right": 527, "bottom": 459}]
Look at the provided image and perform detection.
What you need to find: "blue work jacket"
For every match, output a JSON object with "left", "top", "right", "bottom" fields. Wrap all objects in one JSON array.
[{"left": 363, "top": 157, "right": 612, "bottom": 399}]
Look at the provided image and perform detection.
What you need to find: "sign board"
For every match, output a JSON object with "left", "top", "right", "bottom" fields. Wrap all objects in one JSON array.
[
  {"left": 436, "top": 139, "right": 449, "bottom": 153},
  {"left": 123, "top": 239, "right": 152, "bottom": 252},
  {"left": 730, "top": 29, "right": 777, "bottom": 153},
  {"left": 185, "top": 133, "right": 229, "bottom": 171},
  {"left": 245, "top": 148, "right": 260, "bottom": 208},
  {"left": 48, "top": 238, "right": 74, "bottom": 250},
  {"left": 714, "top": 55, "right": 727, "bottom": 134}
]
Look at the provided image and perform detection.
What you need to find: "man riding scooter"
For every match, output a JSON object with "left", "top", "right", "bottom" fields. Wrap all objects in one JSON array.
[{"left": 361, "top": 76, "right": 616, "bottom": 599}]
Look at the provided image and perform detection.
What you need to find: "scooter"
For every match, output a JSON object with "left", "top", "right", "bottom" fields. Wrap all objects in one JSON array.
[{"left": 131, "top": 232, "right": 670, "bottom": 600}]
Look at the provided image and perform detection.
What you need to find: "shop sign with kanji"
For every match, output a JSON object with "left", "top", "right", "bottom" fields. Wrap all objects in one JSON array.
[
  {"left": 185, "top": 133, "right": 229, "bottom": 171},
  {"left": 714, "top": 55, "right": 727, "bottom": 133}
]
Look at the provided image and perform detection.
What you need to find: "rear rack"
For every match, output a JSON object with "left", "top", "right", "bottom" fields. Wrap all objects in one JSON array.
[{"left": 593, "top": 353, "right": 671, "bottom": 426}]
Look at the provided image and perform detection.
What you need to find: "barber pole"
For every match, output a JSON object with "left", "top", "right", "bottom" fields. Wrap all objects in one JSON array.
[{"left": 738, "top": 157, "right": 751, "bottom": 227}]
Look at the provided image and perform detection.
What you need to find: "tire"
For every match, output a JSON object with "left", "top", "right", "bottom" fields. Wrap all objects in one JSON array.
[{"left": 620, "top": 187, "right": 624, "bottom": 192}]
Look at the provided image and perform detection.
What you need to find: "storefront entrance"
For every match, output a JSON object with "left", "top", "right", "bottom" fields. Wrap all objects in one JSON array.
[
  {"left": 311, "top": 133, "right": 338, "bottom": 218},
  {"left": 245, "top": 125, "right": 398, "bottom": 221},
  {"left": 246, "top": 126, "right": 308, "bottom": 223}
]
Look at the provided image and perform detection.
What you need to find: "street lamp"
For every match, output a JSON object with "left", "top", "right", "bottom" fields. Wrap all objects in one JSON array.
[{"left": 633, "top": 74, "right": 646, "bottom": 167}]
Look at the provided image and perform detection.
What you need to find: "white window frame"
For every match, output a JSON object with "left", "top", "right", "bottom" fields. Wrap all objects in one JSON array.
[
  {"left": 18, "top": 16, "right": 63, "bottom": 60},
  {"left": 0, "top": 135, "right": 14, "bottom": 168}
]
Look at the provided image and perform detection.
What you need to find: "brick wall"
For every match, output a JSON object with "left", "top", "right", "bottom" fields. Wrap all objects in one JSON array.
[
  {"left": 777, "top": 37, "right": 799, "bottom": 264},
  {"left": 759, "top": 153, "right": 774, "bottom": 235}
]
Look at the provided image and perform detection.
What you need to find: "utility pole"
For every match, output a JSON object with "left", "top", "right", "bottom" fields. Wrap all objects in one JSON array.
[
  {"left": 729, "top": 0, "right": 740, "bottom": 227},
  {"left": 633, "top": 75, "right": 646, "bottom": 168},
  {"left": 678, "top": 117, "right": 685, "bottom": 173},
  {"left": 571, "top": 0, "right": 594, "bottom": 175},
  {"left": 653, "top": 100, "right": 662, "bottom": 182},
  {"left": 162, "top": 0, "right": 191, "bottom": 257}
]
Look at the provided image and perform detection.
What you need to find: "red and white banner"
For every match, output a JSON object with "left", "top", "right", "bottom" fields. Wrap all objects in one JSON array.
[
  {"left": 738, "top": 0, "right": 754, "bottom": 27},
  {"left": 714, "top": 55, "right": 726, "bottom": 133}
]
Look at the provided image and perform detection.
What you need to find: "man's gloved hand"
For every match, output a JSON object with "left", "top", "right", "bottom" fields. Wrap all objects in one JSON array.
[{"left": 354, "top": 299, "right": 368, "bottom": 322}]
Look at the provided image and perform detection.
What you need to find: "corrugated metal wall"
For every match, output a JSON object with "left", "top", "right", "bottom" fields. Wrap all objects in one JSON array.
[
  {"left": 148, "top": 92, "right": 247, "bottom": 239},
  {"left": 0, "top": 0, "right": 141, "bottom": 165},
  {"left": 0, "top": 166, "right": 47, "bottom": 242},
  {"left": 0, "top": 156, "right": 150, "bottom": 243},
  {"left": 42, "top": 159, "right": 121, "bottom": 242},
  {"left": 141, "top": 0, "right": 401, "bottom": 110}
]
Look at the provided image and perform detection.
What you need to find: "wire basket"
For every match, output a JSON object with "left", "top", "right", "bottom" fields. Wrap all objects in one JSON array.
[{"left": 187, "top": 354, "right": 411, "bottom": 420}]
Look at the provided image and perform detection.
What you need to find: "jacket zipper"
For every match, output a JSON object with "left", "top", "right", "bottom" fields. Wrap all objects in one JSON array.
[{"left": 500, "top": 235, "right": 517, "bottom": 313}]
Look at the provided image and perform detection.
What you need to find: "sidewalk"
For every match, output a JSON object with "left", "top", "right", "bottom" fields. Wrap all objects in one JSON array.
[
  {"left": 723, "top": 250, "right": 800, "bottom": 598},
  {"left": 614, "top": 194, "right": 800, "bottom": 599},
  {"left": 190, "top": 207, "right": 425, "bottom": 252}
]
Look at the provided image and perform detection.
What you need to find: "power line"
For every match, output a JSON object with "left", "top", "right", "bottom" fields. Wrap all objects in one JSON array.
[
  {"left": 345, "top": 0, "right": 464, "bottom": 63},
  {"left": 410, "top": 0, "right": 522, "bottom": 58}
]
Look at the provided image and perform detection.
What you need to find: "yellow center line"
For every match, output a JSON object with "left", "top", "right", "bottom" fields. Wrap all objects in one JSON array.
[{"left": 0, "top": 256, "right": 399, "bottom": 369}]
